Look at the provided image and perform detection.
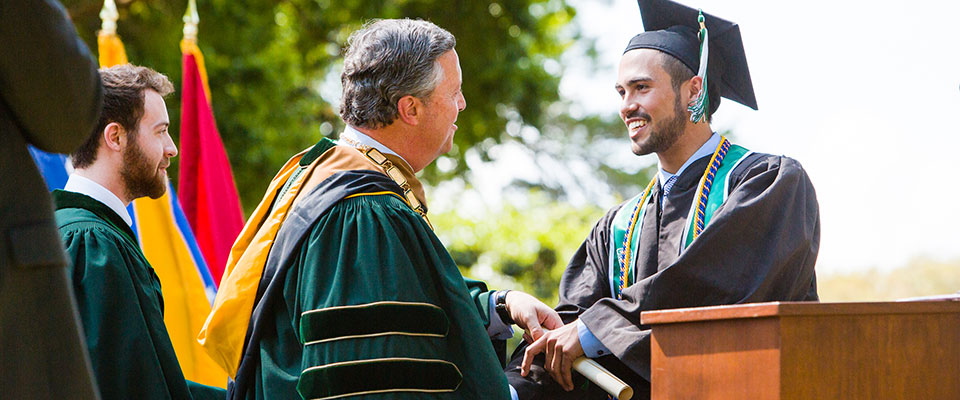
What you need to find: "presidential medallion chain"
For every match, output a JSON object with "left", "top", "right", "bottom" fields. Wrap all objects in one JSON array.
[{"left": 341, "top": 138, "right": 431, "bottom": 228}]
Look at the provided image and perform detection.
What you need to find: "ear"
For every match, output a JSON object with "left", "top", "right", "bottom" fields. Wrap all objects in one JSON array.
[
  {"left": 396, "top": 95, "right": 423, "bottom": 126},
  {"left": 102, "top": 122, "right": 125, "bottom": 152},
  {"left": 684, "top": 75, "right": 705, "bottom": 105}
]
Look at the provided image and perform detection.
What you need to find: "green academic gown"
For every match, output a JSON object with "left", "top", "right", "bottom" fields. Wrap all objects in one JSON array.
[
  {"left": 230, "top": 145, "right": 510, "bottom": 400},
  {"left": 53, "top": 190, "right": 225, "bottom": 400}
]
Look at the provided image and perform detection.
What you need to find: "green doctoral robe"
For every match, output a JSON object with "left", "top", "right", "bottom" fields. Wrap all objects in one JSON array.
[
  {"left": 229, "top": 143, "right": 510, "bottom": 400},
  {"left": 53, "top": 190, "right": 225, "bottom": 400}
]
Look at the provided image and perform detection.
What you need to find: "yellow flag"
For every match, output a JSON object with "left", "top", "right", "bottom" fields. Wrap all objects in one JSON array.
[{"left": 96, "top": 32, "right": 127, "bottom": 67}]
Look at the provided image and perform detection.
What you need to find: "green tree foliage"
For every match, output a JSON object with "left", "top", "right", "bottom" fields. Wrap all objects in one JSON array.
[
  {"left": 61, "top": 0, "right": 639, "bottom": 214},
  {"left": 432, "top": 190, "right": 605, "bottom": 304}
]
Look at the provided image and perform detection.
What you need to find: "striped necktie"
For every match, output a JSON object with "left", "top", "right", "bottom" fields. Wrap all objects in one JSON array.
[{"left": 661, "top": 175, "right": 678, "bottom": 198}]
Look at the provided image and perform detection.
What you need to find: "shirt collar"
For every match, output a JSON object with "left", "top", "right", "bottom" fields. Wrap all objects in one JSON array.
[
  {"left": 658, "top": 132, "right": 721, "bottom": 186},
  {"left": 338, "top": 125, "right": 412, "bottom": 169},
  {"left": 63, "top": 174, "right": 133, "bottom": 227}
]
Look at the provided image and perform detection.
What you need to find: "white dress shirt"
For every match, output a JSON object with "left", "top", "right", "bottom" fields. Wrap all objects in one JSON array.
[
  {"left": 337, "top": 125, "right": 413, "bottom": 170},
  {"left": 657, "top": 132, "right": 722, "bottom": 196},
  {"left": 63, "top": 174, "right": 133, "bottom": 226}
]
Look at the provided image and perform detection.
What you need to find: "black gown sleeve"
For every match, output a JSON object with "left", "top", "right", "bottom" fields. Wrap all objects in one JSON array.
[{"left": 555, "top": 208, "right": 621, "bottom": 323}]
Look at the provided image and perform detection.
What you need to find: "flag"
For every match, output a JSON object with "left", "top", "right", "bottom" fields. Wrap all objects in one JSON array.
[
  {"left": 27, "top": 147, "right": 71, "bottom": 191},
  {"left": 96, "top": 28, "right": 127, "bottom": 66},
  {"left": 178, "top": 38, "right": 244, "bottom": 285}
]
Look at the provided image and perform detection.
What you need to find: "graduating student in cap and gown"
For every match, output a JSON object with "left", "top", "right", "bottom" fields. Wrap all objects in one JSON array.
[
  {"left": 197, "top": 19, "right": 561, "bottom": 400},
  {"left": 505, "top": 0, "right": 820, "bottom": 398},
  {"left": 54, "top": 65, "right": 225, "bottom": 399}
]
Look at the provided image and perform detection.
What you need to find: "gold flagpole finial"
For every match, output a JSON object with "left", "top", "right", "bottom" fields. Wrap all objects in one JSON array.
[
  {"left": 99, "top": 0, "right": 119, "bottom": 35},
  {"left": 183, "top": 0, "right": 199, "bottom": 41}
]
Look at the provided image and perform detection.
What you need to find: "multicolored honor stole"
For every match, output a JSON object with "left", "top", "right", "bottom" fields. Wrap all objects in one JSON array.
[{"left": 608, "top": 137, "right": 752, "bottom": 299}]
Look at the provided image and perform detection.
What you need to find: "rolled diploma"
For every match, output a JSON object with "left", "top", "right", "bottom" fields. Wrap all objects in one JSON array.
[{"left": 572, "top": 357, "right": 633, "bottom": 400}]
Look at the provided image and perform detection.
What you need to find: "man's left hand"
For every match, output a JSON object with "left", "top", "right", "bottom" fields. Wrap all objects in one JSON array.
[{"left": 520, "top": 320, "right": 584, "bottom": 391}]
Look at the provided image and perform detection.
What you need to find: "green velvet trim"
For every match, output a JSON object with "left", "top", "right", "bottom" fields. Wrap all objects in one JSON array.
[
  {"left": 52, "top": 189, "right": 137, "bottom": 245},
  {"left": 298, "top": 358, "right": 462, "bottom": 400},
  {"left": 300, "top": 137, "right": 338, "bottom": 167},
  {"left": 300, "top": 301, "right": 448, "bottom": 345}
]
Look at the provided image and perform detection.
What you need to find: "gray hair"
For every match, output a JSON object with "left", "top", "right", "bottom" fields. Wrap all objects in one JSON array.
[{"left": 339, "top": 19, "right": 456, "bottom": 129}]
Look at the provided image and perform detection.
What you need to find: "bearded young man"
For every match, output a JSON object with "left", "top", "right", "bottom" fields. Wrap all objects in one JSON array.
[
  {"left": 505, "top": 1, "right": 820, "bottom": 399},
  {"left": 53, "top": 64, "right": 224, "bottom": 400}
]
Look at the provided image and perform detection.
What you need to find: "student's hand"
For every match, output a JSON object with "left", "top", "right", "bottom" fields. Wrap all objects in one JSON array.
[{"left": 520, "top": 321, "right": 584, "bottom": 391}]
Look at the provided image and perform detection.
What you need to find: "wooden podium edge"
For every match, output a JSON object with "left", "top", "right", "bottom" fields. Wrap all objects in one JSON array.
[{"left": 640, "top": 300, "right": 960, "bottom": 325}]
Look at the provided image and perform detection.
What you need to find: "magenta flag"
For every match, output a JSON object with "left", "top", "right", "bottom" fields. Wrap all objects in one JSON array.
[{"left": 178, "top": 49, "right": 244, "bottom": 285}]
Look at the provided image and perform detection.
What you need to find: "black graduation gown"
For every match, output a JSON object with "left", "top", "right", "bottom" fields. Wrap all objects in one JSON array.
[{"left": 506, "top": 152, "right": 820, "bottom": 400}]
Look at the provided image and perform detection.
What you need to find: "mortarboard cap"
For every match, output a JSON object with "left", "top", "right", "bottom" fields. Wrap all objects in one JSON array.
[{"left": 624, "top": 0, "right": 758, "bottom": 111}]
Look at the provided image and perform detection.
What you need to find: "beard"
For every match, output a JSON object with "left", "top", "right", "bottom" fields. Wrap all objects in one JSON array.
[
  {"left": 631, "top": 95, "right": 688, "bottom": 156},
  {"left": 120, "top": 139, "right": 167, "bottom": 200}
]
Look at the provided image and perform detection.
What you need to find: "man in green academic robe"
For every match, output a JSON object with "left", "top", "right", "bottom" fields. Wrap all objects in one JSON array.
[
  {"left": 54, "top": 64, "right": 225, "bottom": 400},
  {"left": 200, "top": 19, "right": 562, "bottom": 400}
]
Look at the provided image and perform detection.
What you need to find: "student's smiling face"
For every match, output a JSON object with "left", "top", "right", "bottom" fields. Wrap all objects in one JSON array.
[{"left": 616, "top": 49, "right": 688, "bottom": 156}]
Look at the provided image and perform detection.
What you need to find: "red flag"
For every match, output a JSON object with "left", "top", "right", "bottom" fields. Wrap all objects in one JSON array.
[{"left": 179, "top": 43, "right": 243, "bottom": 285}]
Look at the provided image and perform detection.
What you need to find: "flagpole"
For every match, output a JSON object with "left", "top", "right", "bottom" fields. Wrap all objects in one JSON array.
[
  {"left": 98, "top": 0, "right": 128, "bottom": 66},
  {"left": 99, "top": 0, "right": 119, "bottom": 36},
  {"left": 181, "top": 0, "right": 212, "bottom": 101},
  {"left": 183, "top": 0, "right": 199, "bottom": 42}
]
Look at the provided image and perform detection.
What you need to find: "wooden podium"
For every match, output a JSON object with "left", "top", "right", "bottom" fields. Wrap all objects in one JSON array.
[{"left": 641, "top": 301, "right": 960, "bottom": 400}]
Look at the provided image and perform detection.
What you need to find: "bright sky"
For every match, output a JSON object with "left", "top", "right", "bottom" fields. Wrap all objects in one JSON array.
[{"left": 562, "top": 0, "right": 960, "bottom": 275}]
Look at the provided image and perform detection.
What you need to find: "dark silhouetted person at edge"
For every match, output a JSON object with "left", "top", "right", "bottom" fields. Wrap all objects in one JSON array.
[{"left": 0, "top": 0, "right": 102, "bottom": 398}]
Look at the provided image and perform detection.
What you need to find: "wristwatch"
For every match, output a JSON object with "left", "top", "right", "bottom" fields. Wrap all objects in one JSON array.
[{"left": 494, "top": 290, "right": 515, "bottom": 326}]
